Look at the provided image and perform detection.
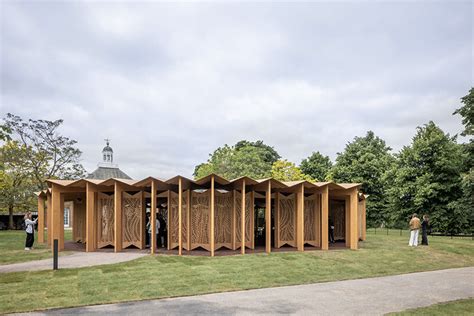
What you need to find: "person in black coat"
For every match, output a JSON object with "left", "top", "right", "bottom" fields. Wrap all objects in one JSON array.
[{"left": 421, "top": 214, "right": 430, "bottom": 246}]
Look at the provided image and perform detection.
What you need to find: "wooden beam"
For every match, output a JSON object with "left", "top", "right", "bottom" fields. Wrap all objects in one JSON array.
[
  {"left": 350, "top": 188, "right": 359, "bottom": 250},
  {"left": 59, "top": 193, "right": 65, "bottom": 251},
  {"left": 37, "top": 196, "right": 45, "bottom": 243},
  {"left": 265, "top": 181, "right": 271, "bottom": 254},
  {"left": 178, "top": 177, "right": 183, "bottom": 256},
  {"left": 296, "top": 184, "right": 304, "bottom": 251},
  {"left": 114, "top": 182, "right": 123, "bottom": 252},
  {"left": 151, "top": 180, "right": 157, "bottom": 254},
  {"left": 210, "top": 175, "right": 215, "bottom": 257},
  {"left": 321, "top": 186, "right": 329, "bottom": 250},
  {"left": 46, "top": 192, "right": 52, "bottom": 246},
  {"left": 86, "top": 182, "right": 97, "bottom": 252},
  {"left": 241, "top": 180, "right": 246, "bottom": 255},
  {"left": 187, "top": 189, "right": 191, "bottom": 251}
]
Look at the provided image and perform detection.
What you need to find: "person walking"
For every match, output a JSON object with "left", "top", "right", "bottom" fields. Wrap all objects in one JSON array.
[
  {"left": 408, "top": 213, "right": 421, "bottom": 247},
  {"left": 421, "top": 214, "right": 430, "bottom": 246},
  {"left": 24, "top": 212, "right": 38, "bottom": 250},
  {"left": 148, "top": 212, "right": 160, "bottom": 250}
]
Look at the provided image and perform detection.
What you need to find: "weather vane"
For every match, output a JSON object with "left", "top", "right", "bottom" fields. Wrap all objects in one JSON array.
[{"left": 104, "top": 138, "right": 111, "bottom": 146}]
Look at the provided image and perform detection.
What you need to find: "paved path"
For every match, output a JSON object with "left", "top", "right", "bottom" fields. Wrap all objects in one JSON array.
[
  {"left": 0, "top": 252, "right": 147, "bottom": 273},
  {"left": 18, "top": 267, "right": 474, "bottom": 315}
]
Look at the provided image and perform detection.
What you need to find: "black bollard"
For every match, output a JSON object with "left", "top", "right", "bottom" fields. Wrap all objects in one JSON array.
[{"left": 53, "top": 239, "right": 58, "bottom": 270}]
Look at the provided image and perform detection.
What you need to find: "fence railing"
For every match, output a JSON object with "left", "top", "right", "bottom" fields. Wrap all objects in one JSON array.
[{"left": 367, "top": 227, "right": 474, "bottom": 239}]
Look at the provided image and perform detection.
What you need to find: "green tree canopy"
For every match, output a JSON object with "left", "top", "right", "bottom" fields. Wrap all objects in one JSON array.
[
  {"left": 300, "top": 151, "right": 332, "bottom": 181},
  {"left": 328, "top": 131, "right": 395, "bottom": 227},
  {"left": 387, "top": 122, "right": 465, "bottom": 233},
  {"left": 193, "top": 140, "right": 279, "bottom": 179},
  {"left": 271, "top": 160, "right": 314, "bottom": 182}
]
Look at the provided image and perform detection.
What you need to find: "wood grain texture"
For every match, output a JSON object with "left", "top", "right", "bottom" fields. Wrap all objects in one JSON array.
[
  {"left": 73, "top": 195, "right": 86, "bottom": 243},
  {"left": 122, "top": 192, "right": 143, "bottom": 249},
  {"left": 278, "top": 193, "right": 296, "bottom": 247},
  {"left": 190, "top": 190, "right": 211, "bottom": 251},
  {"left": 214, "top": 191, "right": 233, "bottom": 250},
  {"left": 235, "top": 191, "right": 253, "bottom": 249},
  {"left": 97, "top": 192, "right": 114, "bottom": 248},
  {"left": 304, "top": 195, "right": 316, "bottom": 245}
]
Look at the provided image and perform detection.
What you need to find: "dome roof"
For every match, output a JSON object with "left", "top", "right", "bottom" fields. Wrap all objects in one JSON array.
[{"left": 102, "top": 145, "right": 113, "bottom": 153}]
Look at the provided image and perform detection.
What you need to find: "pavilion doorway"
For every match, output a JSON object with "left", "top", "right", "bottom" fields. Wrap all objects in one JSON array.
[{"left": 329, "top": 199, "right": 346, "bottom": 244}]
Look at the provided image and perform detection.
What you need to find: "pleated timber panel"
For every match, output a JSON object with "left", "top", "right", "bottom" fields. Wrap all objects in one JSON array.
[
  {"left": 235, "top": 191, "right": 254, "bottom": 249},
  {"left": 214, "top": 191, "right": 233, "bottom": 250},
  {"left": 122, "top": 192, "right": 145, "bottom": 249},
  {"left": 304, "top": 194, "right": 319, "bottom": 247},
  {"left": 97, "top": 192, "right": 114, "bottom": 248},
  {"left": 168, "top": 191, "right": 189, "bottom": 250},
  {"left": 72, "top": 194, "right": 86, "bottom": 243},
  {"left": 190, "top": 190, "right": 210, "bottom": 251},
  {"left": 330, "top": 199, "right": 346, "bottom": 240},
  {"left": 278, "top": 193, "right": 296, "bottom": 247}
]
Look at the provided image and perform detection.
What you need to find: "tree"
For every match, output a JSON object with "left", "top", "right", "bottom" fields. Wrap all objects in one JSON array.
[
  {"left": 271, "top": 160, "right": 314, "bottom": 181},
  {"left": 193, "top": 141, "right": 278, "bottom": 179},
  {"left": 0, "top": 141, "right": 36, "bottom": 228},
  {"left": 328, "top": 131, "right": 395, "bottom": 227},
  {"left": 235, "top": 140, "right": 281, "bottom": 165},
  {"left": 300, "top": 151, "right": 332, "bottom": 181},
  {"left": 452, "top": 88, "right": 474, "bottom": 233},
  {"left": 387, "top": 122, "right": 465, "bottom": 233},
  {"left": 3, "top": 113, "right": 86, "bottom": 190}
]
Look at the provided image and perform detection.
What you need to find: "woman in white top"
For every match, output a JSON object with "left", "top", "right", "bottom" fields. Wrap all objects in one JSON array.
[{"left": 24, "top": 212, "right": 37, "bottom": 250}]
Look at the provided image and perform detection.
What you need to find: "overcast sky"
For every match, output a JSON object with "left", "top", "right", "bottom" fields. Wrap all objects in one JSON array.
[{"left": 1, "top": 1, "right": 472, "bottom": 179}]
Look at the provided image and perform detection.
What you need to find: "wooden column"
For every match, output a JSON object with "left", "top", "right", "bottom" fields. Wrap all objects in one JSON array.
[
  {"left": 151, "top": 181, "right": 157, "bottom": 254},
  {"left": 232, "top": 190, "right": 236, "bottom": 250},
  {"left": 59, "top": 194, "right": 65, "bottom": 250},
  {"left": 362, "top": 198, "right": 367, "bottom": 241},
  {"left": 265, "top": 181, "right": 271, "bottom": 254},
  {"left": 178, "top": 177, "right": 183, "bottom": 256},
  {"left": 296, "top": 184, "right": 304, "bottom": 251},
  {"left": 86, "top": 182, "right": 97, "bottom": 252},
  {"left": 46, "top": 192, "right": 52, "bottom": 246},
  {"left": 37, "top": 196, "right": 45, "bottom": 243},
  {"left": 241, "top": 180, "right": 246, "bottom": 254},
  {"left": 114, "top": 182, "right": 123, "bottom": 252},
  {"left": 187, "top": 189, "right": 191, "bottom": 250},
  {"left": 51, "top": 184, "right": 64, "bottom": 251},
  {"left": 315, "top": 194, "right": 321, "bottom": 247},
  {"left": 167, "top": 190, "right": 170, "bottom": 250},
  {"left": 345, "top": 196, "right": 350, "bottom": 248},
  {"left": 275, "top": 192, "right": 280, "bottom": 248},
  {"left": 350, "top": 188, "right": 359, "bottom": 250},
  {"left": 210, "top": 175, "right": 215, "bottom": 257},
  {"left": 321, "top": 186, "right": 329, "bottom": 250}
]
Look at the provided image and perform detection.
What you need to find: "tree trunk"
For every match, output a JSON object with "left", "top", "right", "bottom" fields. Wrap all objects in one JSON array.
[{"left": 8, "top": 205, "right": 14, "bottom": 230}]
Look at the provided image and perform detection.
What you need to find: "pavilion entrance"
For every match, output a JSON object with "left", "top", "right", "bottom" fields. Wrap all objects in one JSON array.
[{"left": 329, "top": 199, "right": 346, "bottom": 244}]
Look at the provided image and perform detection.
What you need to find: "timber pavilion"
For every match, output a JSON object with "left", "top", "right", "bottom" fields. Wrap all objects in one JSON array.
[{"left": 36, "top": 175, "right": 367, "bottom": 256}]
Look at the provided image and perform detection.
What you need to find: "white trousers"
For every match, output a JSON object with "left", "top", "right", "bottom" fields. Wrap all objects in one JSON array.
[{"left": 409, "top": 229, "right": 419, "bottom": 246}]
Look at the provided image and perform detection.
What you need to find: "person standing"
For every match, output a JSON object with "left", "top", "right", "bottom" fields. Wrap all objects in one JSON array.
[
  {"left": 408, "top": 213, "right": 421, "bottom": 247},
  {"left": 421, "top": 215, "right": 430, "bottom": 246},
  {"left": 24, "top": 212, "right": 37, "bottom": 250},
  {"left": 148, "top": 212, "right": 160, "bottom": 250},
  {"left": 329, "top": 218, "right": 335, "bottom": 243}
]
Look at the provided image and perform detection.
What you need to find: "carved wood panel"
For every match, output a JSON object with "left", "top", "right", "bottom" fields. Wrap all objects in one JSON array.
[
  {"left": 122, "top": 192, "right": 143, "bottom": 249},
  {"left": 278, "top": 193, "right": 296, "bottom": 247},
  {"left": 97, "top": 192, "right": 114, "bottom": 248},
  {"left": 214, "top": 191, "right": 233, "bottom": 250},
  {"left": 72, "top": 194, "right": 86, "bottom": 243},
  {"left": 304, "top": 195, "right": 318, "bottom": 246},
  {"left": 168, "top": 191, "right": 189, "bottom": 250},
  {"left": 191, "top": 190, "right": 210, "bottom": 250},
  {"left": 235, "top": 191, "right": 253, "bottom": 248}
]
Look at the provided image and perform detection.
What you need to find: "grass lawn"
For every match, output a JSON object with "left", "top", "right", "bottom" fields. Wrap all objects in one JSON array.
[
  {"left": 388, "top": 298, "right": 474, "bottom": 315},
  {"left": 0, "top": 230, "right": 72, "bottom": 265},
  {"left": 0, "top": 230, "right": 472, "bottom": 314}
]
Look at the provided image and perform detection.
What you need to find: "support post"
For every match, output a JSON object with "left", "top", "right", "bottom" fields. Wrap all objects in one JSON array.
[
  {"left": 37, "top": 196, "right": 45, "bottom": 243},
  {"left": 151, "top": 181, "right": 157, "bottom": 254},
  {"left": 350, "top": 188, "right": 359, "bottom": 250},
  {"left": 241, "top": 180, "right": 246, "bottom": 254},
  {"left": 275, "top": 192, "right": 280, "bottom": 248},
  {"left": 167, "top": 190, "right": 170, "bottom": 250},
  {"left": 86, "top": 182, "right": 97, "bottom": 252},
  {"left": 321, "top": 186, "right": 329, "bottom": 250},
  {"left": 178, "top": 177, "right": 183, "bottom": 256},
  {"left": 345, "top": 196, "right": 350, "bottom": 248},
  {"left": 114, "top": 182, "right": 123, "bottom": 252},
  {"left": 296, "top": 184, "right": 304, "bottom": 251},
  {"left": 362, "top": 198, "right": 367, "bottom": 241},
  {"left": 51, "top": 184, "right": 63, "bottom": 252},
  {"left": 59, "top": 194, "right": 64, "bottom": 250},
  {"left": 210, "top": 175, "right": 215, "bottom": 257},
  {"left": 265, "top": 181, "right": 271, "bottom": 254},
  {"left": 46, "top": 192, "right": 52, "bottom": 246}
]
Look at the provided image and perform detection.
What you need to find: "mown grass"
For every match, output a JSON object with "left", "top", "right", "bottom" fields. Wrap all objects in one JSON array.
[
  {"left": 0, "top": 230, "right": 472, "bottom": 314},
  {"left": 0, "top": 230, "right": 72, "bottom": 265},
  {"left": 388, "top": 298, "right": 474, "bottom": 315}
]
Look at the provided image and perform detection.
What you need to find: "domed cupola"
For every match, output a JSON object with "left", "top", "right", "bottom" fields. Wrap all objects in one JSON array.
[{"left": 102, "top": 139, "right": 114, "bottom": 163}]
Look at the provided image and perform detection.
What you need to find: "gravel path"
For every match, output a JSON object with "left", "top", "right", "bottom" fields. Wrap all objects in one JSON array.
[{"left": 0, "top": 252, "right": 147, "bottom": 273}]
